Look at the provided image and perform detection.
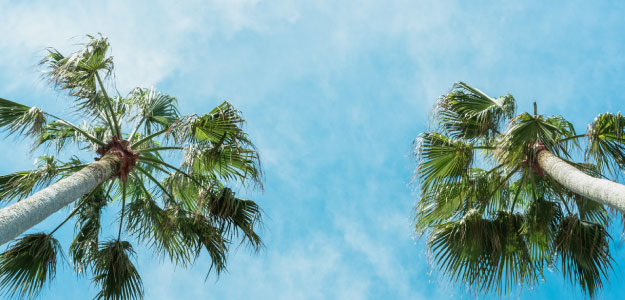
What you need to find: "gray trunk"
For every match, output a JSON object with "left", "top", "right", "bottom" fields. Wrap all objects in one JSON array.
[
  {"left": 537, "top": 149, "right": 625, "bottom": 213},
  {"left": 0, "top": 154, "right": 120, "bottom": 246}
]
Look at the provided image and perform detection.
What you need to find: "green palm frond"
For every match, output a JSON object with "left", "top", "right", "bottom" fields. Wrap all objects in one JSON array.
[
  {"left": 0, "top": 98, "right": 46, "bottom": 137},
  {"left": 433, "top": 82, "right": 515, "bottom": 140},
  {"left": 182, "top": 143, "right": 261, "bottom": 186},
  {"left": 0, "top": 234, "right": 61, "bottom": 299},
  {"left": 93, "top": 240, "right": 143, "bottom": 300},
  {"left": 430, "top": 210, "right": 538, "bottom": 295},
  {"left": 496, "top": 113, "right": 577, "bottom": 169},
  {"left": 205, "top": 187, "right": 263, "bottom": 250},
  {"left": 127, "top": 88, "right": 179, "bottom": 139},
  {"left": 555, "top": 216, "right": 613, "bottom": 298},
  {"left": 585, "top": 112, "right": 625, "bottom": 176},
  {"left": 523, "top": 198, "right": 562, "bottom": 262},
  {"left": 70, "top": 185, "right": 109, "bottom": 274},
  {"left": 415, "top": 168, "right": 510, "bottom": 235},
  {"left": 33, "top": 120, "right": 108, "bottom": 152},
  {"left": 41, "top": 35, "right": 112, "bottom": 103},
  {"left": 414, "top": 132, "right": 474, "bottom": 193}
]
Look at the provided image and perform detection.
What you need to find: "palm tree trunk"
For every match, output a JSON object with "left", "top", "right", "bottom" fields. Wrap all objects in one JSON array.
[
  {"left": 0, "top": 154, "right": 120, "bottom": 246},
  {"left": 537, "top": 149, "right": 625, "bottom": 213}
]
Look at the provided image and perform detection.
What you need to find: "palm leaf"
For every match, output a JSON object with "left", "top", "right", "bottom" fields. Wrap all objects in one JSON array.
[
  {"left": 585, "top": 112, "right": 625, "bottom": 176},
  {"left": 0, "top": 98, "right": 46, "bottom": 137},
  {"left": 433, "top": 82, "right": 515, "bottom": 140},
  {"left": 70, "top": 185, "right": 109, "bottom": 273},
  {"left": 0, "top": 234, "right": 61, "bottom": 298},
  {"left": 93, "top": 240, "right": 143, "bottom": 300},
  {"left": 429, "top": 210, "right": 538, "bottom": 295},
  {"left": 414, "top": 132, "right": 474, "bottom": 193},
  {"left": 555, "top": 216, "right": 613, "bottom": 298}
]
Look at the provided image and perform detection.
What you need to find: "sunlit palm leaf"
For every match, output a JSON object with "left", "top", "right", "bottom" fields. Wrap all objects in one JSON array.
[
  {"left": 433, "top": 82, "right": 515, "bottom": 140},
  {"left": 414, "top": 132, "right": 474, "bottom": 193},
  {"left": 585, "top": 112, "right": 625, "bottom": 176},
  {"left": 0, "top": 98, "right": 46, "bottom": 137}
]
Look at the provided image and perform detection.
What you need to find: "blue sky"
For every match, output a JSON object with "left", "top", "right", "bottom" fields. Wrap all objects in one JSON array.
[{"left": 1, "top": 0, "right": 625, "bottom": 299}]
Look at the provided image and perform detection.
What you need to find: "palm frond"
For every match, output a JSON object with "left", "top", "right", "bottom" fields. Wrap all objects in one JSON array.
[
  {"left": 432, "top": 82, "right": 515, "bottom": 140},
  {"left": 555, "top": 216, "right": 613, "bottom": 298},
  {"left": 41, "top": 34, "right": 112, "bottom": 103},
  {"left": 70, "top": 185, "right": 109, "bottom": 274},
  {"left": 429, "top": 210, "right": 538, "bottom": 295},
  {"left": 93, "top": 240, "right": 143, "bottom": 300},
  {"left": 414, "top": 132, "right": 474, "bottom": 194},
  {"left": 205, "top": 187, "right": 263, "bottom": 250},
  {"left": 496, "top": 113, "right": 577, "bottom": 169},
  {"left": 0, "top": 98, "right": 46, "bottom": 137},
  {"left": 0, "top": 234, "right": 61, "bottom": 299},
  {"left": 585, "top": 112, "right": 625, "bottom": 176},
  {"left": 127, "top": 88, "right": 179, "bottom": 139}
]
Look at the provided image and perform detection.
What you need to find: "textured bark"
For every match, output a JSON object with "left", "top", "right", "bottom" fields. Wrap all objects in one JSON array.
[
  {"left": 0, "top": 154, "right": 121, "bottom": 246},
  {"left": 537, "top": 149, "right": 625, "bottom": 213}
]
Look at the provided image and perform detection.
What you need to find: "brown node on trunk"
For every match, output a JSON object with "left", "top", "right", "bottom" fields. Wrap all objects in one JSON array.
[
  {"left": 95, "top": 136, "right": 139, "bottom": 182},
  {"left": 521, "top": 141, "right": 547, "bottom": 177}
]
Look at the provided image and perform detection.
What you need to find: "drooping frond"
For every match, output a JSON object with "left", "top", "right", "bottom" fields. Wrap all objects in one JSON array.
[
  {"left": 70, "top": 185, "right": 109, "bottom": 274},
  {"left": 92, "top": 240, "right": 143, "bottom": 300},
  {"left": 0, "top": 234, "right": 61, "bottom": 299},
  {"left": 205, "top": 187, "right": 263, "bottom": 250},
  {"left": 429, "top": 210, "right": 538, "bottom": 295},
  {"left": 585, "top": 112, "right": 625, "bottom": 176},
  {"left": 555, "top": 216, "right": 613, "bottom": 298},
  {"left": 0, "top": 98, "right": 46, "bottom": 137},
  {"left": 433, "top": 82, "right": 515, "bottom": 140}
]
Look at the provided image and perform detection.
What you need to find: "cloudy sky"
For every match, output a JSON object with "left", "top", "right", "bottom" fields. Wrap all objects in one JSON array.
[{"left": 1, "top": 0, "right": 625, "bottom": 299}]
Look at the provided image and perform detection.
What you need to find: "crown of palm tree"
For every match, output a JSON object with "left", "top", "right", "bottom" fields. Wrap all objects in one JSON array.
[
  {"left": 0, "top": 34, "right": 263, "bottom": 299},
  {"left": 414, "top": 82, "right": 624, "bottom": 297}
]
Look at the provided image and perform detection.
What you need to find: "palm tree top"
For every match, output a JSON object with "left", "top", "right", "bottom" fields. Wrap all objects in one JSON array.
[
  {"left": 0, "top": 34, "right": 264, "bottom": 299},
  {"left": 414, "top": 82, "right": 624, "bottom": 297}
]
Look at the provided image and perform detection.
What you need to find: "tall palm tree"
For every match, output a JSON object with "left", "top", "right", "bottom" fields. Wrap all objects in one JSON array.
[
  {"left": 0, "top": 34, "right": 263, "bottom": 299},
  {"left": 413, "top": 82, "right": 625, "bottom": 297}
]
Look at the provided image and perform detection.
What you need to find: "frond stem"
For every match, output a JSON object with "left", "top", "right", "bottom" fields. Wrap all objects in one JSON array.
[
  {"left": 45, "top": 113, "right": 105, "bottom": 146},
  {"left": 131, "top": 127, "right": 170, "bottom": 149},
  {"left": 135, "top": 146, "right": 184, "bottom": 153},
  {"left": 137, "top": 156, "right": 206, "bottom": 188},
  {"left": 127, "top": 115, "right": 147, "bottom": 142},
  {"left": 556, "top": 134, "right": 586, "bottom": 144},
  {"left": 117, "top": 180, "right": 127, "bottom": 240},
  {"left": 95, "top": 71, "right": 122, "bottom": 138},
  {"left": 135, "top": 165, "right": 175, "bottom": 201}
]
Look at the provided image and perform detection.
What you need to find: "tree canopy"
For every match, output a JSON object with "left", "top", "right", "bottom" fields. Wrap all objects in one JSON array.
[
  {"left": 413, "top": 82, "right": 625, "bottom": 297},
  {"left": 0, "top": 34, "right": 263, "bottom": 299}
]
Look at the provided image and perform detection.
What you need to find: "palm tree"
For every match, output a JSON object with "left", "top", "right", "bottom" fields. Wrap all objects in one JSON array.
[
  {"left": 0, "top": 34, "right": 263, "bottom": 299},
  {"left": 413, "top": 82, "right": 625, "bottom": 297}
]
